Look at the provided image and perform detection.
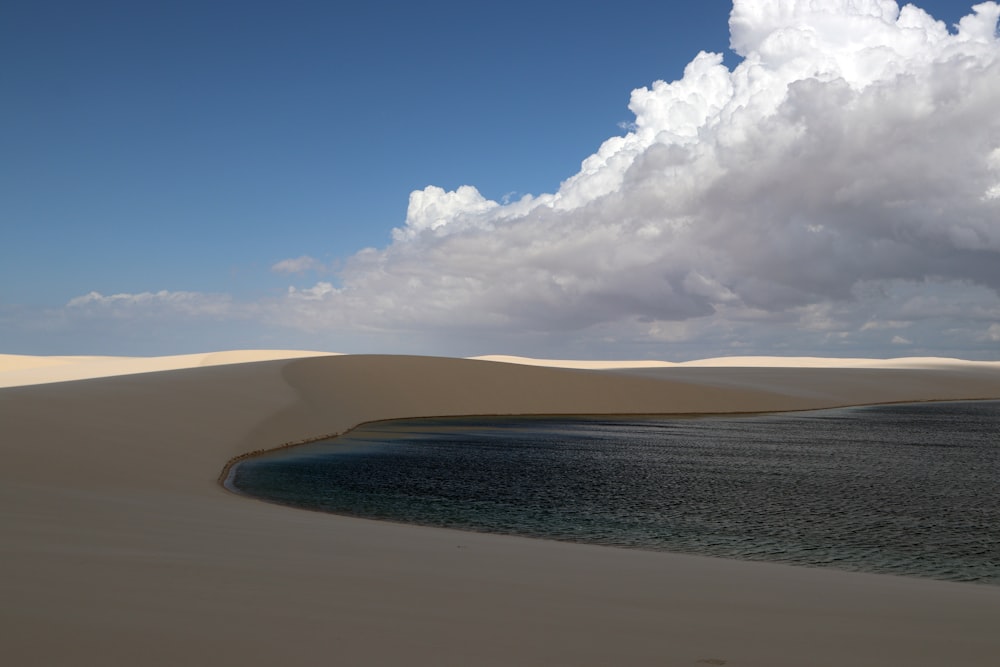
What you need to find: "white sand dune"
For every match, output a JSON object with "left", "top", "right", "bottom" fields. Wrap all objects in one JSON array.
[
  {"left": 0, "top": 349, "right": 339, "bottom": 388},
  {"left": 3, "top": 351, "right": 1000, "bottom": 666},
  {"left": 472, "top": 354, "right": 679, "bottom": 369},
  {"left": 474, "top": 353, "right": 1000, "bottom": 369}
]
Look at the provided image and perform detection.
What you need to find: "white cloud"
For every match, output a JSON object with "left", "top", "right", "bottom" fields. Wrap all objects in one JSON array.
[
  {"left": 271, "top": 255, "right": 325, "bottom": 274},
  {"left": 67, "top": 290, "right": 238, "bottom": 319},
  {"left": 267, "top": 1, "right": 1000, "bottom": 355},
  {"left": 393, "top": 185, "right": 503, "bottom": 241},
  {"left": 891, "top": 335, "right": 913, "bottom": 345},
  {"left": 53, "top": 1, "right": 1000, "bottom": 359},
  {"left": 861, "top": 319, "right": 911, "bottom": 331},
  {"left": 287, "top": 282, "right": 338, "bottom": 301}
]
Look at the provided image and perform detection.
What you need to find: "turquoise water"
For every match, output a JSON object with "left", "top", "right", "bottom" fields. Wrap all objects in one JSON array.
[{"left": 230, "top": 401, "right": 1000, "bottom": 584}]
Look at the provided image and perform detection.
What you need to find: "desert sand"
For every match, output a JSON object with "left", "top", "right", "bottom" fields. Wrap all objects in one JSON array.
[{"left": 3, "top": 351, "right": 1000, "bottom": 666}]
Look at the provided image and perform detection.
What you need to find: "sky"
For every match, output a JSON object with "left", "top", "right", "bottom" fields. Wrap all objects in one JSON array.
[{"left": 2, "top": 0, "right": 999, "bottom": 360}]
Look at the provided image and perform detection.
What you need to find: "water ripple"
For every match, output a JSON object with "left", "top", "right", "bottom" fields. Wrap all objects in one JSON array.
[{"left": 232, "top": 401, "right": 1000, "bottom": 585}]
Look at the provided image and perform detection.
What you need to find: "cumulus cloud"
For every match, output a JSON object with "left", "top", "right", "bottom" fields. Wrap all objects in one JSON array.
[
  {"left": 264, "top": 0, "right": 1000, "bottom": 357},
  {"left": 55, "top": 1, "right": 1000, "bottom": 359}
]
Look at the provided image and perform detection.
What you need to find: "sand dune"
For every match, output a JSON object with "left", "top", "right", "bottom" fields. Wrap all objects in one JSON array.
[
  {"left": 3, "top": 351, "right": 1000, "bottom": 666},
  {"left": 472, "top": 354, "right": 679, "bottom": 369},
  {"left": 0, "top": 349, "right": 339, "bottom": 388},
  {"left": 474, "top": 353, "right": 1000, "bottom": 369}
]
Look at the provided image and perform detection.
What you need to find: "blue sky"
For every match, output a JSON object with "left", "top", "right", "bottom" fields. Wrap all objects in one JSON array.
[
  {"left": 2, "top": 1, "right": 733, "bottom": 300},
  {"left": 2, "top": 1, "right": 999, "bottom": 359}
]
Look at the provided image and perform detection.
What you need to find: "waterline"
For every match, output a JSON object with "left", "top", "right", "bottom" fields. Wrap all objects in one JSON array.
[{"left": 231, "top": 401, "right": 1000, "bottom": 584}]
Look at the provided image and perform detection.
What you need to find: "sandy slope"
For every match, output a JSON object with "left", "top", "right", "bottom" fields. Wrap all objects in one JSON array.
[{"left": 3, "top": 352, "right": 1000, "bottom": 666}]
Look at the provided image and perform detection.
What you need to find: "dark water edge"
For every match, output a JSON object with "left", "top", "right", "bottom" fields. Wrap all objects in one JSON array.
[{"left": 230, "top": 401, "right": 1000, "bottom": 585}]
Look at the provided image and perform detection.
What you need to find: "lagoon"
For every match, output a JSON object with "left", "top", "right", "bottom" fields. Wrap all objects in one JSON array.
[{"left": 231, "top": 400, "right": 1000, "bottom": 584}]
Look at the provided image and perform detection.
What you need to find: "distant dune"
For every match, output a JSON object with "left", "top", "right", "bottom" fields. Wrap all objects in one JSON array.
[
  {"left": 0, "top": 349, "right": 339, "bottom": 387},
  {"left": 473, "top": 353, "right": 1000, "bottom": 370},
  {"left": 6, "top": 351, "right": 996, "bottom": 387},
  {"left": 3, "top": 351, "right": 1000, "bottom": 666}
]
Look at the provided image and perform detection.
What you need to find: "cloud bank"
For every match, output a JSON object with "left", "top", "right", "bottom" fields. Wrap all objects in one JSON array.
[{"left": 69, "top": 1, "right": 1000, "bottom": 358}]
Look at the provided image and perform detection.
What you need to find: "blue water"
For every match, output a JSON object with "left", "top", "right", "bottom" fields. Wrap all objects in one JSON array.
[{"left": 230, "top": 401, "right": 1000, "bottom": 584}]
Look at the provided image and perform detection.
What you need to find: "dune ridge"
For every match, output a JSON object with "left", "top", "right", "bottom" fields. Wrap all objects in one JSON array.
[{"left": 3, "top": 351, "right": 1000, "bottom": 666}]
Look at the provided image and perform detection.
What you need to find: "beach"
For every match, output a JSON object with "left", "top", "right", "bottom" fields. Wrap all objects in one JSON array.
[{"left": 3, "top": 351, "right": 1000, "bottom": 666}]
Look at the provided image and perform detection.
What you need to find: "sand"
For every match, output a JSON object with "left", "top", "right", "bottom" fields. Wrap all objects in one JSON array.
[
  {"left": 3, "top": 351, "right": 1000, "bottom": 666},
  {"left": 0, "top": 349, "right": 340, "bottom": 388}
]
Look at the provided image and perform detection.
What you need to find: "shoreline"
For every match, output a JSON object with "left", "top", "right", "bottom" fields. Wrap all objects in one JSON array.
[
  {"left": 217, "top": 394, "right": 1000, "bottom": 491},
  {"left": 224, "top": 399, "right": 1000, "bottom": 588},
  {"left": 5, "top": 352, "right": 1000, "bottom": 666}
]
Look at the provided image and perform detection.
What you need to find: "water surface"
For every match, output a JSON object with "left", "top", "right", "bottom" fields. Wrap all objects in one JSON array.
[{"left": 231, "top": 401, "right": 1000, "bottom": 584}]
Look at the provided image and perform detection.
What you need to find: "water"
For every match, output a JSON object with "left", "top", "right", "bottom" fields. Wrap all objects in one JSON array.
[{"left": 230, "top": 401, "right": 1000, "bottom": 584}]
